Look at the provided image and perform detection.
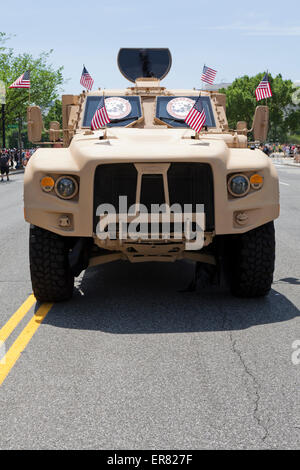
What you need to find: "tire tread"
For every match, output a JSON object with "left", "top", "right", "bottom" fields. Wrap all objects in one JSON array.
[
  {"left": 230, "top": 222, "right": 275, "bottom": 297},
  {"left": 30, "top": 225, "right": 74, "bottom": 302}
]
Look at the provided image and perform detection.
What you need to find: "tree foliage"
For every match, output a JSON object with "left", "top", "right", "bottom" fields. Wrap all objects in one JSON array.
[
  {"left": 0, "top": 32, "right": 64, "bottom": 146},
  {"left": 44, "top": 99, "right": 62, "bottom": 128},
  {"left": 219, "top": 73, "right": 299, "bottom": 141}
]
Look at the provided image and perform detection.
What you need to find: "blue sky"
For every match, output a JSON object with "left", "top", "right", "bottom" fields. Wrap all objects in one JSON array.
[{"left": 2, "top": 0, "right": 300, "bottom": 94}]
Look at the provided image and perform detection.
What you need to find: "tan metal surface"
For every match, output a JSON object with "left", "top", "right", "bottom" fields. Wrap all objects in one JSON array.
[{"left": 24, "top": 69, "right": 280, "bottom": 265}]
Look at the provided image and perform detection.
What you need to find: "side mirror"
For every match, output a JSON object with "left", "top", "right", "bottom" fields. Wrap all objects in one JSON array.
[
  {"left": 62, "top": 94, "right": 80, "bottom": 147},
  {"left": 27, "top": 106, "right": 43, "bottom": 143},
  {"left": 251, "top": 106, "right": 269, "bottom": 142},
  {"left": 49, "top": 121, "right": 61, "bottom": 142}
]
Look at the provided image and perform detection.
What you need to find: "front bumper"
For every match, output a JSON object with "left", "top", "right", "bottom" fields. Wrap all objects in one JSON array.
[{"left": 24, "top": 141, "right": 280, "bottom": 237}]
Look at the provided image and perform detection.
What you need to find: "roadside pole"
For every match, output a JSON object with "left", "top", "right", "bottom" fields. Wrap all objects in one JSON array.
[
  {"left": 1, "top": 104, "right": 5, "bottom": 148},
  {"left": 0, "top": 81, "right": 6, "bottom": 148}
]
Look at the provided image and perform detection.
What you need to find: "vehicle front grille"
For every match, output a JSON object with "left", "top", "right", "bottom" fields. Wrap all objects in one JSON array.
[{"left": 93, "top": 163, "right": 215, "bottom": 232}]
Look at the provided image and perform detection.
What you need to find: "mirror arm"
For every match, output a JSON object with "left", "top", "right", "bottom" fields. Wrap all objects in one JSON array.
[{"left": 44, "top": 128, "right": 64, "bottom": 134}]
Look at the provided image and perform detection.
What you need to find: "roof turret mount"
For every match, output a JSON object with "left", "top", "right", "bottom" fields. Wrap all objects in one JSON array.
[{"left": 117, "top": 48, "right": 172, "bottom": 83}]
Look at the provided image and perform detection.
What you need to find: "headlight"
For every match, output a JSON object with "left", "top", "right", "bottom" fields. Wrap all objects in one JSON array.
[
  {"left": 228, "top": 174, "right": 250, "bottom": 197},
  {"left": 55, "top": 176, "right": 78, "bottom": 199}
]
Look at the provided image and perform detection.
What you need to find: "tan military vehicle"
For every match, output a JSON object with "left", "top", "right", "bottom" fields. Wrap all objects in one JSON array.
[{"left": 25, "top": 48, "right": 279, "bottom": 302}]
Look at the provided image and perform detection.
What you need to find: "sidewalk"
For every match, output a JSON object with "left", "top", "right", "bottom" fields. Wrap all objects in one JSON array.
[{"left": 270, "top": 154, "right": 300, "bottom": 168}]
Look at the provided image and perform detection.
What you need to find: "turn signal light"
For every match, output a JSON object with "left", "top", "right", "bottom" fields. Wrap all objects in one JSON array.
[
  {"left": 41, "top": 176, "right": 55, "bottom": 192},
  {"left": 250, "top": 174, "right": 264, "bottom": 189}
]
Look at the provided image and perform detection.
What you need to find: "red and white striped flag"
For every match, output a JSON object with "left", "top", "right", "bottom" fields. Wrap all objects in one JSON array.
[
  {"left": 255, "top": 73, "right": 272, "bottom": 101},
  {"left": 201, "top": 65, "right": 217, "bottom": 85},
  {"left": 91, "top": 95, "right": 110, "bottom": 130},
  {"left": 9, "top": 70, "right": 30, "bottom": 89},
  {"left": 185, "top": 96, "right": 206, "bottom": 133},
  {"left": 80, "top": 66, "right": 94, "bottom": 91}
]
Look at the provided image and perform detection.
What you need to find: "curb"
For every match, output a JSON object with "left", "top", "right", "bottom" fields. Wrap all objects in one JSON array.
[
  {"left": 270, "top": 155, "right": 300, "bottom": 168},
  {"left": 271, "top": 160, "right": 300, "bottom": 168},
  {"left": 275, "top": 163, "right": 300, "bottom": 168},
  {"left": 8, "top": 169, "right": 25, "bottom": 175}
]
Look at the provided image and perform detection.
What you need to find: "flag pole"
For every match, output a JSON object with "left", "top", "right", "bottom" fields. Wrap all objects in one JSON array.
[
  {"left": 266, "top": 69, "right": 269, "bottom": 107},
  {"left": 196, "top": 66, "right": 205, "bottom": 140},
  {"left": 103, "top": 89, "right": 107, "bottom": 139},
  {"left": 195, "top": 82, "right": 202, "bottom": 140},
  {"left": 82, "top": 64, "right": 87, "bottom": 92},
  {"left": 28, "top": 69, "right": 31, "bottom": 106}
]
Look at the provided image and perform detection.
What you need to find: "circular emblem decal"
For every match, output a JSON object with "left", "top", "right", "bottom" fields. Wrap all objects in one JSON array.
[
  {"left": 166, "top": 97, "right": 195, "bottom": 120},
  {"left": 104, "top": 97, "right": 132, "bottom": 120}
]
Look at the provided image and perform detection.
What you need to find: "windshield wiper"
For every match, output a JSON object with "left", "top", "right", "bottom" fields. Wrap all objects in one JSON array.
[
  {"left": 159, "top": 117, "right": 188, "bottom": 126},
  {"left": 109, "top": 116, "right": 139, "bottom": 123}
]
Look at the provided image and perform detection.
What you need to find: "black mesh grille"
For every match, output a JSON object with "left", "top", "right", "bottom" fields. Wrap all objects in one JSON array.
[
  {"left": 93, "top": 163, "right": 214, "bottom": 232},
  {"left": 140, "top": 174, "right": 165, "bottom": 210},
  {"left": 94, "top": 163, "right": 137, "bottom": 213},
  {"left": 168, "top": 163, "right": 214, "bottom": 229}
]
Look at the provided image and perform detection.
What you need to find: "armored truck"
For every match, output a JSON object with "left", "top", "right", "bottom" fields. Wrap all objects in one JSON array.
[{"left": 25, "top": 48, "right": 279, "bottom": 302}]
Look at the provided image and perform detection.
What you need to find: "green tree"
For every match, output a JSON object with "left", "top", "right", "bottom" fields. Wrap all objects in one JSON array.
[
  {"left": 220, "top": 73, "right": 297, "bottom": 142},
  {"left": 44, "top": 99, "right": 62, "bottom": 128},
  {"left": 0, "top": 32, "right": 64, "bottom": 148}
]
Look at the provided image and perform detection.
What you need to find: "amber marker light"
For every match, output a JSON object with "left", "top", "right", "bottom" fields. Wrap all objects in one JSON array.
[
  {"left": 250, "top": 174, "right": 264, "bottom": 190},
  {"left": 41, "top": 176, "right": 55, "bottom": 192}
]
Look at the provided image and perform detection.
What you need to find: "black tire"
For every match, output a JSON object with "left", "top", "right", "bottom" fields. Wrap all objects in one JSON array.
[
  {"left": 29, "top": 225, "right": 74, "bottom": 302},
  {"left": 228, "top": 221, "right": 275, "bottom": 298}
]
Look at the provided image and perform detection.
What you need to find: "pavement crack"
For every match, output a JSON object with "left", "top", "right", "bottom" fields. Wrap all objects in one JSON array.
[
  {"left": 222, "top": 310, "right": 270, "bottom": 445},
  {"left": 229, "top": 331, "right": 270, "bottom": 443}
]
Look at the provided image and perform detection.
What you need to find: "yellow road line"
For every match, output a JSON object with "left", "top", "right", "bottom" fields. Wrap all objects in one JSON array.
[
  {"left": 0, "top": 295, "right": 36, "bottom": 343},
  {"left": 0, "top": 302, "right": 53, "bottom": 386}
]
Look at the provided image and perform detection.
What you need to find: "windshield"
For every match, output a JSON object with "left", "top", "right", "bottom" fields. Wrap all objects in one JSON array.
[
  {"left": 156, "top": 96, "right": 216, "bottom": 128},
  {"left": 82, "top": 96, "right": 142, "bottom": 128}
]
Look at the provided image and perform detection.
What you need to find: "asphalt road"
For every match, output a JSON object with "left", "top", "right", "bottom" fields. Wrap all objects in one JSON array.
[{"left": 0, "top": 167, "right": 299, "bottom": 450}]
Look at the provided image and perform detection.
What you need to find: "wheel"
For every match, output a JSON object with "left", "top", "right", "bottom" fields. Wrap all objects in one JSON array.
[
  {"left": 228, "top": 222, "right": 275, "bottom": 298},
  {"left": 29, "top": 225, "right": 74, "bottom": 302}
]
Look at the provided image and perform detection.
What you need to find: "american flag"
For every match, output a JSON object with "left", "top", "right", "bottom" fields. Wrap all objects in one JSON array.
[
  {"left": 91, "top": 95, "right": 110, "bottom": 130},
  {"left": 9, "top": 70, "right": 30, "bottom": 89},
  {"left": 201, "top": 65, "right": 217, "bottom": 85},
  {"left": 255, "top": 73, "right": 272, "bottom": 101},
  {"left": 185, "top": 96, "right": 206, "bottom": 133},
  {"left": 80, "top": 66, "right": 94, "bottom": 91}
]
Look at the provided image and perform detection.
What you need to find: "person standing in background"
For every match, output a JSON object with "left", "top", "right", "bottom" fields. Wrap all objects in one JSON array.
[{"left": 0, "top": 150, "right": 10, "bottom": 182}]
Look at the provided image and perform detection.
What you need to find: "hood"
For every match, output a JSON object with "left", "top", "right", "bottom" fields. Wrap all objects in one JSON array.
[{"left": 70, "top": 128, "right": 231, "bottom": 164}]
